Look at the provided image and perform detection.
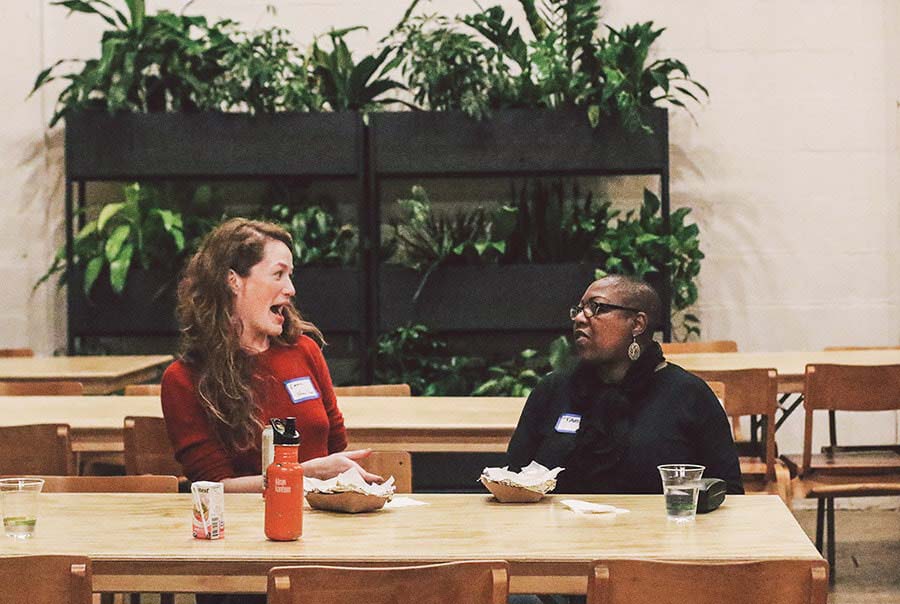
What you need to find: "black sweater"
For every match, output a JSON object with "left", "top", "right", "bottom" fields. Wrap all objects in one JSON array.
[{"left": 507, "top": 363, "right": 744, "bottom": 495}]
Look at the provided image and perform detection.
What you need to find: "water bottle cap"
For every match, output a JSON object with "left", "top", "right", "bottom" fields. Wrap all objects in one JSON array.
[{"left": 270, "top": 417, "right": 300, "bottom": 445}]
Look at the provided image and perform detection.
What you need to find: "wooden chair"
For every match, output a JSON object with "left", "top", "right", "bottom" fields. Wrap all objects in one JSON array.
[
  {"left": 586, "top": 559, "right": 827, "bottom": 604},
  {"left": 123, "top": 416, "right": 182, "bottom": 477},
  {"left": 14, "top": 475, "right": 179, "bottom": 493},
  {"left": 660, "top": 340, "right": 738, "bottom": 355},
  {"left": 0, "top": 347, "right": 34, "bottom": 357},
  {"left": 359, "top": 451, "right": 412, "bottom": 493},
  {"left": 0, "top": 555, "right": 92, "bottom": 604},
  {"left": 123, "top": 384, "right": 161, "bottom": 396},
  {"left": 334, "top": 383, "right": 412, "bottom": 397},
  {"left": 781, "top": 363, "right": 900, "bottom": 580},
  {"left": 695, "top": 369, "right": 791, "bottom": 505},
  {"left": 0, "top": 424, "right": 74, "bottom": 475},
  {"left": 0, "top": 380, "right": 84, "bottom": 395},
  {"left": 267, "top": 561, "right": 508, "bottom": 604}
]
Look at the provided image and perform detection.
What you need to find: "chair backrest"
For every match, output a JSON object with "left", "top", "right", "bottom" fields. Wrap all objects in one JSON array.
[
  {"left": 704, "top": 380, "right": 725, "bottom": 404},
  {"left": 334, "top": 384, "right": 412, "bottom": 397},
  {"left": 123, "top": 416, "right": 182, "bottom": 477},
  {"left": 0, "top": 555, "right": 92, "bottom": 604},
  {"left": 660, "top": 340, "right": 738, "bottom": 354},
  {"left": 10, "top": 475, "right": 178, "bottom": 493},
  {"left": 0, "top": 381, "right": 84, "bottom": 395},
  {"left": 359, "top": 451, "right": 412, "bottom": 493},
  {"left": 804, "top": 364, "right": 900, "bottom": 412},
  {"left": 694, "top": 368, "right": 778, "bottom": 480},
  {"left": 124, "top": 384, "right": 162, "bottom": 396},
  {"left": 587, "top": 559, "right": 827, "bottom": 604},
  {"left": 693, "top": 369, "right": 778, "bottom": 418},
  {"left": 824, "top": 345, "right": 900, "bottom": 351},
  {"left": 268, "top": 561, "right": 508, "bottom": 604},
  {"left": 0, "top": 348, "right": 34, "bottom": 357},
  {"left": 801, "top": 364, "right": 900, "bottom": 471},
  {"left": 0, "top": 424, "right": 74, "bottom": 475}
]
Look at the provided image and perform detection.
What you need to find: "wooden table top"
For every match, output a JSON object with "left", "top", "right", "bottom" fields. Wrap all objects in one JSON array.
[
  {"left": 340, "top": 396, "right": 525, "bottom": 452},
  {"left": 0, "top": 396, "right": 162, "bottom": 430},
  {"left": 668, "top": 349, "right": 900, "bottom": 393},
  {"left": 0, "top": 355, "right": 172, "bottom": 394},
  {"left": 0, "top": 493, "right": 820, "bottom": 594},
  {"left": 0, "top": 395, "right": 527, "bottom": 453}
]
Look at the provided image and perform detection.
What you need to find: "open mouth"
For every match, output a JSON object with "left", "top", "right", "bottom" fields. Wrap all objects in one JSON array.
[
  {"left": 269, "top": 305, "right": 285, "bottom": 321},
  {"left": 573, "top": 329, "right": 590, "bottom": 342}
]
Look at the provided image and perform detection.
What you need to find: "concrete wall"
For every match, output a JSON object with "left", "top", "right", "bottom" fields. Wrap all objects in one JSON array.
[{"left": 2, "top": 1, "right": 898, "bottom": 474}]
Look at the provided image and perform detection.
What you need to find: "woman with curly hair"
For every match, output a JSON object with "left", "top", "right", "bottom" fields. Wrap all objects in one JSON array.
[{"left": 162, "top": 218, "right": 379, "bottom": 493}]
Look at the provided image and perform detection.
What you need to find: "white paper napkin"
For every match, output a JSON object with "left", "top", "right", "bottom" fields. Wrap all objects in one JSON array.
[
  {"left": 560, "top": 499, "right": 630, "bottom": 515},
  {"left": 383, "top": 497, "right": 429, "bottom": 509}
]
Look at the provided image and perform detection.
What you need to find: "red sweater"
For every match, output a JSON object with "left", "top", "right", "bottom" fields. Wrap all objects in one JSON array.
[{"left": 161, "top": 336, "right": 347, "bottom": 482}]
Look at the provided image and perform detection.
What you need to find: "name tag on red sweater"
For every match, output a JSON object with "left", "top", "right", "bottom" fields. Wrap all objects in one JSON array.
[{"left": 284, "top": 377, "right": 320, "bottom": 404}]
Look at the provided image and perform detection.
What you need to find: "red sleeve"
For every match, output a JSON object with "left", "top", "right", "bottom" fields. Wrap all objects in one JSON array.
[
  {"left": 160, "top": 361, "right": 237, "bottom": 482},
  {"left": 300, "top": 336, "right": 347, "bottom": 454}
]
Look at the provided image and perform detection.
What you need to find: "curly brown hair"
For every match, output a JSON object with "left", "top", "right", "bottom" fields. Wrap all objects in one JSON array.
[{"left": 176, "top": 218, "right": 324, "bottom": 452}]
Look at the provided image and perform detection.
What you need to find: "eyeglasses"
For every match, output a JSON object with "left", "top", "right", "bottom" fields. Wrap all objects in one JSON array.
[{"left": 569, "top": 298, "right": 641, "bottom": 320}]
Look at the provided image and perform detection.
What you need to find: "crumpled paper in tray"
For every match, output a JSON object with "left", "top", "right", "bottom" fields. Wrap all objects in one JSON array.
[{"left": 480, "top": 461, "right": 564, "bottom": 502}]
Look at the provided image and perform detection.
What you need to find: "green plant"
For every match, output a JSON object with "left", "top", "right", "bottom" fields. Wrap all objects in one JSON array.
[
  {"left": 593, "top": 22, "right": 708, "bottom": 132},
  {"left": 31, "top": 1, "right": 319, "bottom": 125},
  {"left": 471, "top": 335, "right": 572, "bottom": 396},
  {"left": 503, "top": 180, "right": 616, "bottom": 263},
  {"left": 384, "top": 13, "right": 515, "bottom": 119},
  {"left": 216, "top": 25, "right": 322, "bottom": 113},
  {"left": 266, "top": 204, "right": 358, "bottom": 267},
  {"left": 388, "top": 0, "right": 707, "bottom": 131},
  {"left": 373, "top": 324, "right": 483, "bottom": 396},
  {"left": 595, "top": 188, "right": 703, "bottom": 338},
  {"left": 388, "top": 185, "right": 514, "bottom": 299},
  {"left": 37, "top": 183, "right": 185, "bottom": 297},
  {"left": 309, "top": 27, "right": 406, "bottom": 112}
]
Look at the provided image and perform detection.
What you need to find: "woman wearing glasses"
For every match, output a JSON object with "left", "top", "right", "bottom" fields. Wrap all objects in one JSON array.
[{"left": 507, "top": 275, "right": 743, "bottom": 494}]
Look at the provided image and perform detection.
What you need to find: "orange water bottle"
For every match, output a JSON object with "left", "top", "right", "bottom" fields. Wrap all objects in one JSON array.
[{"left": 264, "top": 417, "right": 303, "bottom": 541}]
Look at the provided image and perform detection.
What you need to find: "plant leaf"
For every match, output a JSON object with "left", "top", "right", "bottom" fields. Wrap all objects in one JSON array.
[
  {"left": 108, "top": 242, "right": 133, "bottom": 294},
  {"left": 97, "top": 202, "right": 126, "bottom": 231}
]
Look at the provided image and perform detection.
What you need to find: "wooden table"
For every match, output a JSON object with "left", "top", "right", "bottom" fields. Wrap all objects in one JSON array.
[
  {"left": 0, "top": 396, "right": 163, "bottom": 454},
  {"left": 340, "top": 396, "right": 525, "bottom": 452},
  {"left": 668, "top": 349, "right": 900, "bottom": 393},
  {"left": 0, "top": 355, "right": 172, "bottom": 395},
  {"left": 0, "top": 493, "right": 821, "bottom": 595},
  {"left": 0, "top": 395, "right": 527, "bottom": 455}
]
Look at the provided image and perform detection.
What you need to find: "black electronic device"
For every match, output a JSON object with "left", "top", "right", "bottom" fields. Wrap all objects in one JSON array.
[{"left": 696, "top": 478, "right": 727, "bottom": 513}]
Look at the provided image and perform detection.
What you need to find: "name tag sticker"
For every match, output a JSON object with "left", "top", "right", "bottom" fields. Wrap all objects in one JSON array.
[
  {"left": 284, "top": 377, "right": 320, "bottom": 404},
  {"left": 555, "top": 413, "right": 581, "bottom": 434}
]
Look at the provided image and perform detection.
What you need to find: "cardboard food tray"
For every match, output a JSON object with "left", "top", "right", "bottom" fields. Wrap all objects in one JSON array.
[
  {"left": 480, "top": 477, "right": 545, "bottom": 503},
  {"left": 306, "top": 491, "right": 389, "bottom": 513}
]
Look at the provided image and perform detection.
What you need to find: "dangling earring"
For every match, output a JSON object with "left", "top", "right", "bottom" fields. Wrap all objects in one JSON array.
[{"left": 627, "top": 335, "right": 641, "bottom": 361}]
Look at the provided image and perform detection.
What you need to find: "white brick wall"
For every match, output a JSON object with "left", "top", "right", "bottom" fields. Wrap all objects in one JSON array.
[{"left": 1, "top": 2, "right": 897, "bottom": 469}]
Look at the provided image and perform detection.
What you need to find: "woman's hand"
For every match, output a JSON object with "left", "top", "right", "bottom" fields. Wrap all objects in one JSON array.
[{"left": 301, "top": 449, "right": 384, "bottom": 483}]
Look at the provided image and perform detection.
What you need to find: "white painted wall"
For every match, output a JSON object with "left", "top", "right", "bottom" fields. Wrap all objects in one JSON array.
[{"left": 2, "top": 2, "right": 898, "bottom": 481}]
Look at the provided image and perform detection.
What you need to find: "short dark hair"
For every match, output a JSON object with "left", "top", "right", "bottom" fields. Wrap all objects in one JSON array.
[{"left": 601, "top": 274, "right": 663, "bottom": 332}]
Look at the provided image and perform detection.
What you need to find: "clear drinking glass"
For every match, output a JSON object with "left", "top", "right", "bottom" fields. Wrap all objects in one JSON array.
[
  {"left": 0, "top": 478, "right": 45, "bottom": 539},
  {"left": 657, "top": 464, "right": 705, "bottom": 523}
]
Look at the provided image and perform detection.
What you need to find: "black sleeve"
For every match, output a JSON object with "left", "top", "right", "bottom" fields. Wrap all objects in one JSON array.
[
  {"left": 506, "top": 376, "right": 554, "bottom": 471},
  {"left": 690, "top": 381, "right": 745, "bottom": 494}
]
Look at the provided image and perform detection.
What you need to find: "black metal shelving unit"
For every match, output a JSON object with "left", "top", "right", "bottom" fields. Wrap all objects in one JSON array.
[
  {"left": 64, "top": 111, "right": 372, "bottom": 372},
  {"left": 366, "top": 108, "right": 671, "bottom": 381},
  {"left": 64, "top": 108, "right": 671, "bottom": 382}
]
